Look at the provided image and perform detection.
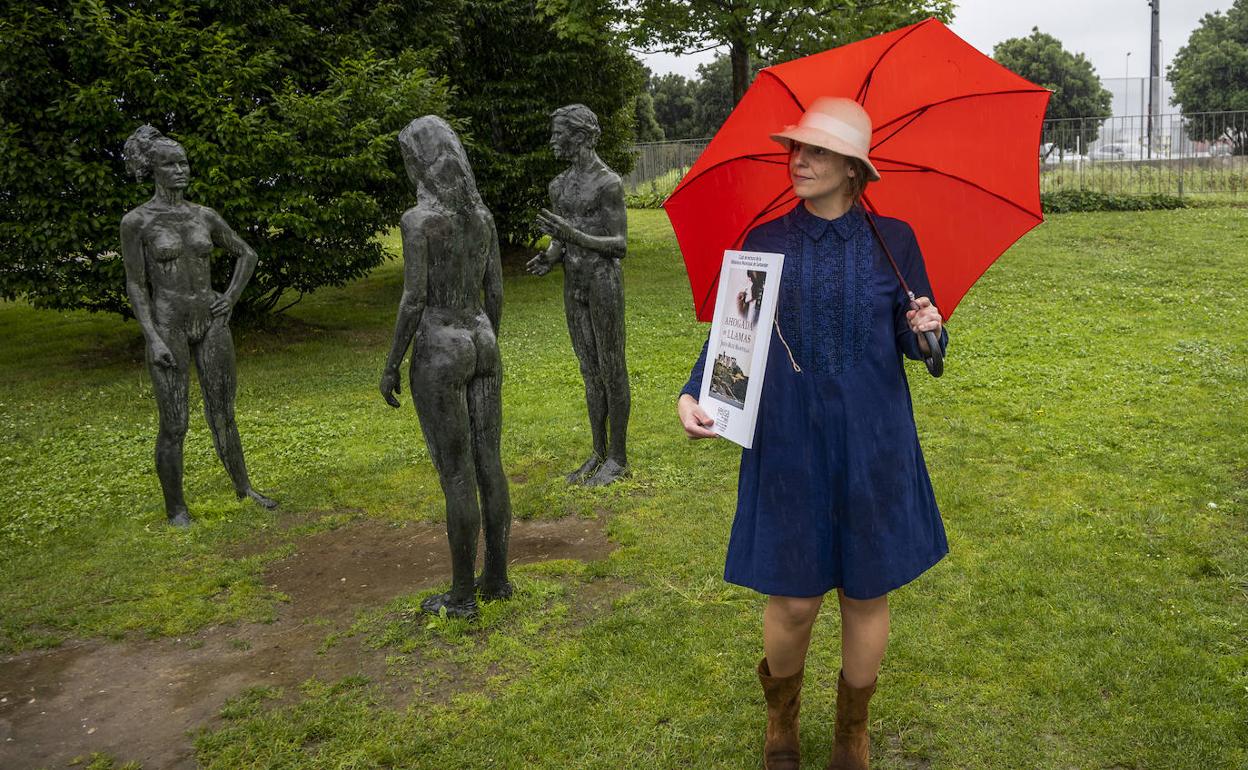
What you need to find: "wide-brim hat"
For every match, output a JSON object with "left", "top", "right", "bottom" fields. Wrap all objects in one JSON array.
[{"left": 770, "top": 97, "right": 881, "bottom": 181}]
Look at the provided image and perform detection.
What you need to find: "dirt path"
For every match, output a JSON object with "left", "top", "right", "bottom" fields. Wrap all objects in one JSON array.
[{"left": 0, "top": 515, "right": 614, "bottom": 769}]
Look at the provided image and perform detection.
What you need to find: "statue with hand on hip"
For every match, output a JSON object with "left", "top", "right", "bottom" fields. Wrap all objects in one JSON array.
[{"left": 120, "top": 126, "right": 277, "bottom": 527}]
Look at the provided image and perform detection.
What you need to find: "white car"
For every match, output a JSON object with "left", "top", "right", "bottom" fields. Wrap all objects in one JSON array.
[{"left": 1089, "top": 143, "right": 1144, "bottom": 161}]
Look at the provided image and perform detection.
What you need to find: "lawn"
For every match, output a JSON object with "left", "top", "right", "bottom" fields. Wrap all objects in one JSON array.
[{"left": 1, "top": 207, "right": 1246, "bottom": 769}]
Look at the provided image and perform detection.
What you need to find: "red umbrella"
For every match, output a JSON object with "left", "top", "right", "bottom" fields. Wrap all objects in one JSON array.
[{"left": 664, "top": 18, "right": 1051, "bottom": 323}]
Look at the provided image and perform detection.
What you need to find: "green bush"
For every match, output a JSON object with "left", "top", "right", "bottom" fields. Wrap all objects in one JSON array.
[
  {"left": 445, "top": 0, "right": 640, "bottom": 249},
  {"left": 1040, "top": 190, "right": 1189, "bottom": 213},
  {"left": 0, "top": 1, "right": 454, "bottom": 321}
]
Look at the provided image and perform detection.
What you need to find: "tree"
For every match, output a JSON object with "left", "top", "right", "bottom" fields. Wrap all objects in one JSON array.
[
  {"left": 993, "top": 29, "right": 1112, "bottom": 156},
  {"left": 0, "top": 0, "right": 454, "bottom": 320},
  {"left": 1169, "top": 0, "right": 1248, "bottom": 154},
  {"left": 634, "top": 67, "right": 666, "bottom": 142},
  {"left": 650, "top": 72, "right": 699, "bottom": 139},
  {"left": 440, "top": 0, "right": 641, "bottom": 249},
  {"left": 627, "top": 0, "right": 954, "bottom": 105},
  {"left": 691, "top": 55, "right": 739, "bottom": 138},
  {"left": 634, "top": 91, "right": 667, "bottom": 142}
]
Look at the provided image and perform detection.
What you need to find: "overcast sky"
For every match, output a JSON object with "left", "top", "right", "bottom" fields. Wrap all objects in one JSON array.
[{"left": 641, "top": 0, "right": 1233, "bottom": 89}]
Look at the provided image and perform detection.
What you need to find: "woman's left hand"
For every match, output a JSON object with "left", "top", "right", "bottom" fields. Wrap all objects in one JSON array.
[{"left": 906, "top": 296, "right": 942, "bottom": 335}]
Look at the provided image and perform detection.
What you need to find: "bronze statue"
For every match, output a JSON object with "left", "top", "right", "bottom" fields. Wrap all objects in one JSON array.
[
  {"left": 526, "top": 104, "right": 631, "bottom": 487},
  {"left": 381, "top": 116, "right": 513, "bottom": 620},
  {"left": 120, "top": 126, "right": 277, "bottom": 527}
]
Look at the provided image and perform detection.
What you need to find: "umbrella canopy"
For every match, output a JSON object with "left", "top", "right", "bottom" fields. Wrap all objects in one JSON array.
[{"left": 664, "top": 18, "right": 1051, "bottom": 322}]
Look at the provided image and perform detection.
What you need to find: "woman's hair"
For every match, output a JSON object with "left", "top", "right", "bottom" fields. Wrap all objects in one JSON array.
[
  {"left": 123, "top": 125, "right": 182, "bottom": 181},
  {"left": 397, "top": 115, "right": 482, "bottom": 206},
  {"left": 845, "top": 156, "right": 871, "bottom": 203},
  {"left": 551, "top": 104, "right": 600, "bottom": 147}
]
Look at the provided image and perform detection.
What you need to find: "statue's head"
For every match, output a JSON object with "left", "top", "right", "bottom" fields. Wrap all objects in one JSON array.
[
  {"left": 397, "top": 115, "right": 478, "bottom": 204},
  {"left": 123, "top": 125, "right": 189, "bottom": 190},
  {"left": 550, "top": 104, "right": 600, "bottom": 160}
]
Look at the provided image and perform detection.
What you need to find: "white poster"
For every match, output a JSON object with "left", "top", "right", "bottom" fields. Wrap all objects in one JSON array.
[{"left": 699, "top": 249, "right": 784, "bottom": 448}]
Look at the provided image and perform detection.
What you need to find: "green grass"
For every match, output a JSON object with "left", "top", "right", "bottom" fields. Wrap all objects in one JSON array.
[{"left": 2, "top": 208, "right": 1247, "bottom": 768}]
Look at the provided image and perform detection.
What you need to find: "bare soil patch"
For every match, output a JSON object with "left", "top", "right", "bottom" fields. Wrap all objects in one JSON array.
[{"left": 0, "top": 514, "right": 615, "bottom": 770}]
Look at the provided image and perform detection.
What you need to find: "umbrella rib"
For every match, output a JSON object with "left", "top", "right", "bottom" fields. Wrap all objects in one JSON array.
[
  {"left": 669, "top": 153, "right": 790, "bottom": 201},
  {"left": 872, "top": 88, "right": 1051, "bottom": 135},
  {"left": 870, "top": 155, "right": 1043, "bottom": 219},
  {"left": 697, "top": 188, "right": 798, "bottom": 317},
  {"left": 760, "top": 69, "right": 806, "bottom": 112},
  {"left": 871, "top": 109, "right": 927, "bottom": 150},
  {"left": 856, "top": 19, "right": 932, "bottom": 104}
]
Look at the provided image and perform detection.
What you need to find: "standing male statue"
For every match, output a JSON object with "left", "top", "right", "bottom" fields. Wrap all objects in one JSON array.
[
  {"left": 526, "top": 104, "right": 631, "bottom": 487},
  {"left": 381, "top": 115, "right": 513, "bottom": 620}
]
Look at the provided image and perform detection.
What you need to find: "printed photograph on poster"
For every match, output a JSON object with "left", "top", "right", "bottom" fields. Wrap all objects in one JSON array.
[
  {"left": 699, "top": 250, "right": 784, "bottom": 449},
  {"left": 707, "top": 268, "right": 767, "bottom": 409}
]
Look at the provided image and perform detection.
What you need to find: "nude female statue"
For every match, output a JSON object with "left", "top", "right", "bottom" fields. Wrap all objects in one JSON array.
[
  {"left": 380, "top": 115, "right": 513, "bottom": 620},
  {"left": 120, "top": 126, "right": 277, "bottom": 527},
  {"left": 526, "top": 104, "right": 631, "bottom": 487}
]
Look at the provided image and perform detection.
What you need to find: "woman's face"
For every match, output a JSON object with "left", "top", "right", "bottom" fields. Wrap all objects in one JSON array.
[
  {"left": 150, "top": 143, "right": 190, "bottom": 191},
  {"left": 788, "top": 141, "right": 853, "bottom": 204}
]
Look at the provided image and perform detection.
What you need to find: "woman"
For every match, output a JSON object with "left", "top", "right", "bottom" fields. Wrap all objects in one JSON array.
[
  {"left": 120, "top": 125, "right": 277, "bottom": 527},
  {"left": 380, "top": 116, "right": 512, "bottom": 620},
  {"left": 676, "top": 98, "right": 948, "bottom": 770}
]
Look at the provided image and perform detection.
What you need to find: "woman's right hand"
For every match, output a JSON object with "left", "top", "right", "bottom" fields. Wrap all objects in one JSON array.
[
  {"left": 678, "top": 394, "right": 717, "bottom": 439},
  {"left": 149, "top": 339, "right": 176, "bottom": 369}
]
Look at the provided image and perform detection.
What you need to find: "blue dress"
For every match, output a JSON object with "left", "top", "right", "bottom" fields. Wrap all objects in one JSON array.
[{"left": 681, "top": 203, "right": 948, "bottom": 600}]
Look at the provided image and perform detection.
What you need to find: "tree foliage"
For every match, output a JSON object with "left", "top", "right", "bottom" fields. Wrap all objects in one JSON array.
[
  {"left": 648, "top": 55, "right": 761, "bottom": 139},
  {"left": 634, "top": 68, "right": 666, "bottom": 142},
  {"left": 443, "top": 0, "right": 639, "bottom": 249},
  {"left": 1169, "top": 0, "right": 1248, "bottom": 153},
  {"left": 0, "top": 0, "right": 455, "bottom": 320},
  {"left": 627, "top": 0, "right": 954, "bottom": 104},
  {"left": 0, "top": 0, "right": 643, "bottom": 318},
  {"left": 993, "top": 28, "right": 1112, "bottom": 155}
]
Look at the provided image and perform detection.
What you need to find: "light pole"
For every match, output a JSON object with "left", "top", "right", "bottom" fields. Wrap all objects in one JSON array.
[{"left": 1124, "top": 52, "right": 1131, "bottom": 116}]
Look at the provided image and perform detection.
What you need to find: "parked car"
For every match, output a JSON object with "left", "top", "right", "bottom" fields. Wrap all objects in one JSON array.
[
  {"left": 1039, "top": 143, "right": 1087, "bottom": 165},
  {"left": 1089, "top": 143, "right": 1143, "bottom": 161}
]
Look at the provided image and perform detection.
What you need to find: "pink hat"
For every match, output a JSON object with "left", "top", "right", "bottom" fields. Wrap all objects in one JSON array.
[{"left": 770, "top": 97, "right": 881, "bottom": 181}]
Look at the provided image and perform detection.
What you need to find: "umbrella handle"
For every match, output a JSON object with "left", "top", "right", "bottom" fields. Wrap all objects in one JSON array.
[{"left": 921, "top": 330, "right": 944, "bottom": 378}]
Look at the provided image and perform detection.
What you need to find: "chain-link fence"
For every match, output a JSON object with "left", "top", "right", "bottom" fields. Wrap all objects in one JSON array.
[{"left": 628, "top": 110, "right": 1248, "bottom": 199}]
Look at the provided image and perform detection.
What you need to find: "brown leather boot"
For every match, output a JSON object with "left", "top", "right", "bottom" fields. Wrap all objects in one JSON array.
[
  {"left": 758, "top": 657, "right": 803, "bottom": 769},
  {"left": 825, "top": 670, "right": 875, "bottom": 770}
]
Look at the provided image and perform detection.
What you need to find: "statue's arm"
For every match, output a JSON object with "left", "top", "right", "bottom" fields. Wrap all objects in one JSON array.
[
  {"left": 206, "top": 208, "right": 259, "bottom": 310},
  {"left": 594, "top": 178, "right": 628, "bottom": 259},
  {"left": 536, "top": 178, "right": 626, "bottom": 259},
  {"left": 484, "top": 215, "right": 503, "bottom": 334},
  {"left": 120, "top": 216, "right": 165, "bottom": 350},
  {"left": 386, "top": 219, "right": 428, "bottom": 373}
]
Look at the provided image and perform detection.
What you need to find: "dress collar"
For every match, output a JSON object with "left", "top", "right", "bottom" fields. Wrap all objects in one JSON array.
[{"left": 789, "top": 202, "right": 865, "bottom": 241}]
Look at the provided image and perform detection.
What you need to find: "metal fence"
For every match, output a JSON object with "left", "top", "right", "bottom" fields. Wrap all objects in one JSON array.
[
  {"left": 627, "top": 110, "right": 1248, "bottom": 198},
  {"left": 624, "top": 138, "right": 709, "bottom": 192},
  {"left": 1041, "top": 111, "right": 1248, "bottom": 196}
]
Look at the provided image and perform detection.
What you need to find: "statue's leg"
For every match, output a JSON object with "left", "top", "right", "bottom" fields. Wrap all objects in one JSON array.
[
  {"left": 564, "top": 294, "right": 607, "bottom": 483},
  {"left": 468, "top": 371, "right": 512, "bottom": 601},
  {"left": 195, "top": 321, "right": 276, "bottom": 510},
  {"left": 148, "top": 331, "right": 192, "bottom": 526},
  {"left": 412, "top": 336, "right": 480, "bottom": 619},
  {"left": 585, "top": 273, "right": 630, "bottom": 487}
]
